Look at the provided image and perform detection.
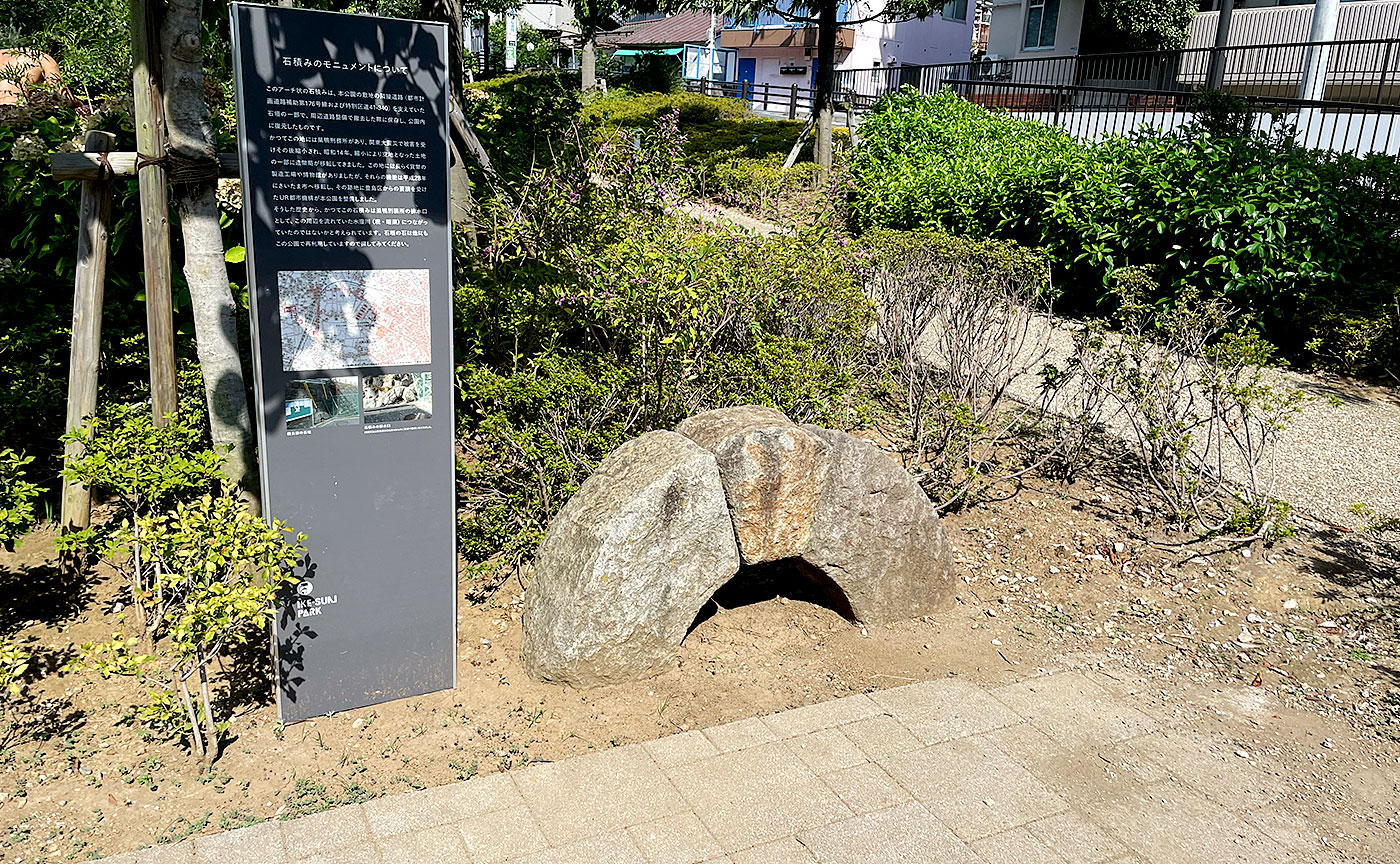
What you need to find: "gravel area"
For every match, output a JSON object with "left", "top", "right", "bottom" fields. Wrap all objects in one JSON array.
[
  {"left": 990, "top": 316, "right": 1400, "bottom": 530},
  {"left": 697, "top": 205, "right": 1400, "bottom": 530}
]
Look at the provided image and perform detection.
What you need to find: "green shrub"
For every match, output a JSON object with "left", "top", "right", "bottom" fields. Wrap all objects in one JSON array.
[
  {"left": 849, "top": 88, "right": 1400, "bottom": 372},
  {"left": 0, "top": 0, "right": 132, "bottom": 97},
  {"left": 57, "top": 392, "right": 224, "bottom": 642},
  {"left": 0, "top": 449, "right": 38, "bottom": 550},
  {"left": 462, "top": 71, "right": 582, "bottom": 184},
  {"left": 58, "top": 397, "right": 224, "bottom": 547},
  {"left": 583, "top": 90, "right": 749, "bottom": 130},
  {"left": 583, "top": 90, "right": 834, "bottom": 170},
  {"left": 849, "top": 88, "right": 1095, "bottom": 240},
  {"left": 455, "top": 125, "right": 873, "bottom": 580},
  {"left": 610, "top": 54, "right": 683, "bottom": 94},
  {"left": 139, "top": 491, "right": 304, "bottom": 762}
]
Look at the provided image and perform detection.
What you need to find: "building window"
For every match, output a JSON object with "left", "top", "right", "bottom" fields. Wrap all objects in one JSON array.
[
  {"left": 1023, "top": 0, "right": 1059, "bottom": 49},
  {"left": 942, "top": 0, "right": 968, "bottom": 21}
]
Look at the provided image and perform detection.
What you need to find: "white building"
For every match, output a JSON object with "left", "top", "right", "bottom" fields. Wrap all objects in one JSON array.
[
  {"left": 720, "top": 0, "right": 975, "bottom": 93},
  {"left": 987, "top": 0, "right": 1400, "bottom": 66},
  {"left": 843, "top": 0, "right": 977, "bottom": 68},
  {"left": 985, "top": 0, "right": 1086, "bottom": 62}
]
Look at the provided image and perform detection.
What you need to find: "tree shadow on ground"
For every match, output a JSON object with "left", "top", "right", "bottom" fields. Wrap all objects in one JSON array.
[
  {"left": 1302, "top": 528, "right": 1399, "bottom": 598},
  {"left": 220, "top": 631, "right": 275, "bottom": 715},
  {"left": 0, "top": 561, "right": 94, "bottom": 638},
  {"left": 2, "top": 696, "right": 85, "bottom": 750}
]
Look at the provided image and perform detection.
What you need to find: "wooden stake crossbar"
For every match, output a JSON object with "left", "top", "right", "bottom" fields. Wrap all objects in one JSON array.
[{"left": 51, "top": 151, "right": 240, "bottom": 181}]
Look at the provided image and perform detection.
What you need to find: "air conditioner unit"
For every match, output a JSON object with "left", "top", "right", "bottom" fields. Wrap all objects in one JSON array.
[{"left": 983, "top": 53, "right": 1008, "bottom": 79}]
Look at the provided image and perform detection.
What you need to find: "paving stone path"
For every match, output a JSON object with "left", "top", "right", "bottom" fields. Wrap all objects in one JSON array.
[{"left": 95, "top": 670, "right": 1324, "bottom": 864}]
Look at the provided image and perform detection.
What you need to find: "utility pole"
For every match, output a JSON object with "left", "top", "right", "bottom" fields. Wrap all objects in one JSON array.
[
  {"left": 1299, "top": 0, "right": 1341, "bottom": 142},
  {"left": 1300, "top": 0, "right": 1341, "bottom": 102},
  {"left": 1206, "top": 0, "right": 1234, "bottom": 91},
  {"left": 706, "top": 4, "right": 719, "bottom": 84}
]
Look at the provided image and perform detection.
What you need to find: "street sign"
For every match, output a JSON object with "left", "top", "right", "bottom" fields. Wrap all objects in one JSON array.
[
  {"left": 231, "top": 2, "right": 457, "bottom": 723},
  {"left": 505, "top": 10, "right": 519, "bottom": 71}
]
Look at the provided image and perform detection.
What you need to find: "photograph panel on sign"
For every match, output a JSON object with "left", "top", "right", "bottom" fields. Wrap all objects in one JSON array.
[
  {"left": 278, "top": 268, "right": 431, "bottom": 372},
  {"left": 285, "top": 376, "right": 362, "bottom": 430},
  {"left": 362, "top": 372, "right": 432, "bottom": 425}
]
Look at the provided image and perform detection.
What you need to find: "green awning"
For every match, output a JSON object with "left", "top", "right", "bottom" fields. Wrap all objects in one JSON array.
[{"left": 612, "top": 47, "right": 684, "bottom": 58}]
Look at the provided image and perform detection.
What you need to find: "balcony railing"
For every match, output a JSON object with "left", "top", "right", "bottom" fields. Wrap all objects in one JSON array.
[{"left": 836, "top": 38, "right": 1400, "bottom": 107}]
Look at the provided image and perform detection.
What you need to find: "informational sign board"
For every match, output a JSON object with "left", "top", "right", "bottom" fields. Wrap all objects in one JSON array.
[{"left": 230, "top": 3, "right": 456, "bottom": 723}]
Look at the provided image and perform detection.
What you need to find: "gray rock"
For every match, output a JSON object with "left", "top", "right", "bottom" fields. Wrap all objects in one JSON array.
[
  {"left": 713, "top": 426, "right": 830, "bottom": 565},
  {"left": 675, "top": 405, "right": 792, "bottom": 452},
  {"left": 798, "top": 426, "right": 957, "bottom": 624},
  {"left": 522, "top": 430, "right": 740, "bottom": 686}
]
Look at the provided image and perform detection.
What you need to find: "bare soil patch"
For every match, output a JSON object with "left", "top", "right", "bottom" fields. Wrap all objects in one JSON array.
[{"left": 1, "top": 467, "right": 1397, "bottom": 862}]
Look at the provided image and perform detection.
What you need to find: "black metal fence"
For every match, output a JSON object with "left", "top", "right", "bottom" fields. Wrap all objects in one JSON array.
[
  {"left": 681, "top": 44, "right": 1400, "bottom": 158},
  {"left": 836, "top": 38, "right": 1400, "bottom": 108},
  {"left": 942, "top": 79, "right": 1400, "bottom": 158}
]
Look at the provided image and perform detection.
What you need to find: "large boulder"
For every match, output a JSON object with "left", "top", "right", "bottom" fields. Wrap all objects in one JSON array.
[
  {"left": 522, "top": 410, "right": 959, "bottom": 687},
  {"left": 675, "top": 405, "right": 792, "bottom": 452},
  {"left": 711, "top": 426, "right": 831, "bottom": 566},
  {"left": 521, "top": 431, "right": 740, "bottom": 686},
  {"left": 798, "top": 426, "right": 956, "bottom": 623}
]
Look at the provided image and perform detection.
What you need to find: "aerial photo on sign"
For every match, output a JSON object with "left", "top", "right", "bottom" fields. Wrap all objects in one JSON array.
[
  {"left": 278, "top": 268, "right": 431, "bottom": 371},
  {"left": 284, "top": 376, "right": 361, "bottom": 430}
]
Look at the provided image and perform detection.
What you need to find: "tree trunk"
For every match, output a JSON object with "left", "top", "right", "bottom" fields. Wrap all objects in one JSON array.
[
  {"left": 581, "top": 33, "right": 598, "bottom": 90},
  {"left": 161, "top": 0, "right": 261, "bottom": 511},
  {"left": 481, "top": 11, "right": 491, "bottom": 77},
  {"left": 176, "top": 671, "right": 205, "bottom": 757},
  {"left": 421, "top": 0, "right": 465, "bottom": 104},
  {"left": 813, "top": 0, "right": 839, "bottom": 177},
  {"left": 198, "top": 662, "right": 219, "bottom": 765}
]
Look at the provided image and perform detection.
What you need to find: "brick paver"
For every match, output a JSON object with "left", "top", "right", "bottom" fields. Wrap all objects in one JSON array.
[{"left": 93, "top": 671, "right": 1327, "bottom": 864}]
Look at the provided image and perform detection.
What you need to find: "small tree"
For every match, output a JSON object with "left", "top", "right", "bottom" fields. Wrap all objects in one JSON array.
[
  {"left": 1080, "top": 0, "right": 1198, "bottom": 54},
  {"left": 58, "top": 401, "right": 224, "bottom": 640},
  {"left": 575, "top": 0, "right": 660, "bottom": 90},
  {"left": 716, "top": 0, "right": 945, "bottom": 177},
  {"left": 139, "top": 492, "right": 304, "bottom": 763}
]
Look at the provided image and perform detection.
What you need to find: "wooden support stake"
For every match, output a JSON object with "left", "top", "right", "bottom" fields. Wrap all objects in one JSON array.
[
  {"left": 61, "top": 131, "right": 117, "bottom": 532},
  {"left": 783, "top": 115, "right": 816, "bottom": 169},
  {"left": 132, "top": 0, "right": 178, "bottom": 425}
]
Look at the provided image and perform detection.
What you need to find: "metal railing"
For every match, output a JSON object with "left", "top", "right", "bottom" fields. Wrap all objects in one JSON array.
[
  {"left": 836, "top": 38, "right": 1400, "bottom": 107},
  {"left": 684, "top": 78, "right": 821, "bottom": 119},
  {"left": 943, "top": 79, "right": 1400, "bottom": 158}
]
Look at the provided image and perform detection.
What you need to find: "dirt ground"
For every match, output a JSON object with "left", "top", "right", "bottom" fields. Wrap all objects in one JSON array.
[{"left": 1, "top": 466, "right": 1398, "bottom": 862}]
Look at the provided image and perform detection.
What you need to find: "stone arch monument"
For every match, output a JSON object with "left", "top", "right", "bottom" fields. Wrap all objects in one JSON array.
[{"left": 521, "top": 406, "right": 957, "bottom": 686}]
